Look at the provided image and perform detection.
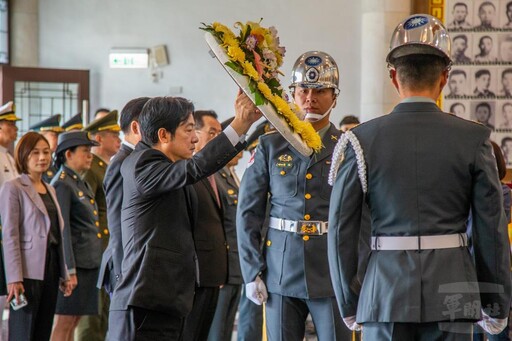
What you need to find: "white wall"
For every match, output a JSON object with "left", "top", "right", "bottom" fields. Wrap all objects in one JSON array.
[{"left": 38, "top": 0, "right": 362, "bottom": 125}]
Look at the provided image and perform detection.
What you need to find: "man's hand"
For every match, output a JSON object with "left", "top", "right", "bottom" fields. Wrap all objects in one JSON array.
[
  {"left": 245, "top": 275, "right": 268, "bottom": 305},
  {"left": 477, "top": 310, "right": 508, "bottom": 335},
  {"left": 7, "top": 282, "right": 24, "bottom": 304},
  {"left": 343, "top": 315, "right": 362, "bottom": 331},
  {"left": 231, "top": 91, "right": 263, "bottom": 136}
]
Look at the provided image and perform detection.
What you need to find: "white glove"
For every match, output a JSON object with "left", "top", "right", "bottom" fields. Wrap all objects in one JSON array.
[
  {"left": 477, "top": 310, "right": 508, "bottom": 335},
  {"left": 343, "top": 315, "right": 362, "bottom": 331},
  {"left": 245, "top": 275, "right": 268, "bottom": 305}
]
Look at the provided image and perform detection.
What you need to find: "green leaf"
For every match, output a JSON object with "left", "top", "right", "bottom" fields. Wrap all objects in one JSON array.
[{"left": 225, "top": 61, "right": 243, "bottom": 74}]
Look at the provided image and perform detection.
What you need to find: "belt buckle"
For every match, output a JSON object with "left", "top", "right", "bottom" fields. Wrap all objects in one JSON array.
[{"left": 297, "top": 221, "right": 322, "bottom": 235}]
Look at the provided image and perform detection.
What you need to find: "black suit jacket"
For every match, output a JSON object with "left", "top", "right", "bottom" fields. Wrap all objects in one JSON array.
[
  {"left": 110, "top": 135, "right": 244, "bottom": 317},
  {"left": 215, "top": 167, "right": 242, "bottom": 284},
  {"left": 192, "top": 178, "right": 228, "bottom": 287},
  {"left": 97, "top": 143, "right": 133, "bottom": 293},
  {"left": 328, "top": 101, "right": 511, "bottom": 322}
]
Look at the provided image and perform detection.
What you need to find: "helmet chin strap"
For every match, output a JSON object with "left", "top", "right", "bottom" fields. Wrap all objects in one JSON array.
[{"left": 304, "top": 99, "right": 337, "bottom": 122}]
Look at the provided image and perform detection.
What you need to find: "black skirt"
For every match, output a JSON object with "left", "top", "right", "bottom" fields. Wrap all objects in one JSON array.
[{"left": 55, "top": 267, "right": 99, "bottom": 315}]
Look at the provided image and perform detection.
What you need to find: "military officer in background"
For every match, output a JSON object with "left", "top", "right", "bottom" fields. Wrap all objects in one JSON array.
[
  {"left": 328, "top": 15, "right": 511, "bottom": 340},
  {"left": 61, "top": 113, "right": 84, "bottom": 132},
  {"left": 237, "top": 51, "right": 353, "bottom": 340},
  {"left": 76, "top": 111, "right": 120, "bottom": 341},
  {"left": 207, "top": 117, "right": 244, "bottom": 341},
  {"left": 29, "top": 114, "right": 63, "bottom": 182},
  {"left": 0, "top": 101, "right": 21, "bottom": 340}
]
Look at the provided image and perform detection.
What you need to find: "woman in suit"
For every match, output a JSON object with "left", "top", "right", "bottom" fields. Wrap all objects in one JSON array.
[
  {"left": 50, "top": 132, "right": 101, "bottom": 341},
  {"left": 0, "top": 132, "right": 75, "bottom": 340}
]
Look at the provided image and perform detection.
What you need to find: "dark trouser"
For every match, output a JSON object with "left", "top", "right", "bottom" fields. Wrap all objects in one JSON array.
[
  {"left": 9, "top": 245, "right": 60, "bottom": 341},
  {"left": 207, "top": 283, "right": 242, "bottom": 341},
  {"left": 107, "top": 306, "right": 185, "bottom": 341},
  {"left": 363, "top": 321, "right": 474, "bottom": 341},
  {"left": 265, "top": 293, "right": 352, "bottom": 341},
  {"left": 182, "top": 286, "right": 220, "bottom": 341},
  {"left": 237, "top": 286, "right": 264, "bottom": 341},
  {"left": 75, "top": 287, "right": 110, "bottom": 340}
]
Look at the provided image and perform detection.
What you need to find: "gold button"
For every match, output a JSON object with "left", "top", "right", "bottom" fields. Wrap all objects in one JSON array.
[
  {"left": 280, "top": 170, "right": 286, "bottom": 176},
  {"left": 103, "top": 229, "right": 109, "bottom": 235},
  {"left": 99, "top": 161, "right": 104, "bottom": 166},
  {"left": 303, "top": 235, "right": 310, "bottom": 241},
  {"left": 305, "top": 193, "right": 312, "bottom": 200},
  {"left": 78, "top": 191, "right": 83, "bottom": 197},
  {"left": 266, "top": 240, "right": 272, "bottom": 247},
  {"left": 304, "top": 214, "right": 311, "bottom": 221},
  {"left": 97, "top": 233, "right": 102, "bottom": 238},
  {"left": 93, "top": 210, "right": 98, "bottom": 216},
  {"left": 226, "top": 244, "right": 230, "bottom": 250},
  {"left": 95, "top": 221, "right": 99, "bottom": 227},
  {"left": 306, "top": 173, "right": 313, "bottom": 180},
  {"left": 90, "top": 199, "right": 95, "bottom": 204},
  {"left": 234, "top": 199, "right": 238, "bottom": 204}
]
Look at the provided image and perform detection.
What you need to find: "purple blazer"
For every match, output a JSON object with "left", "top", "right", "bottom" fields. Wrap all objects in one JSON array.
[{"left": 0, "top": 173, "right": 72, "bottom": 283}]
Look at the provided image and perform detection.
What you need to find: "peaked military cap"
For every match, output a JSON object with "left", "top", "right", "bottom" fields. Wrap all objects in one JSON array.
[
  {"left": 62, "top": 113, "right": 83, "bottom": 131},
  {"left": 84, "top": 110, "right": 120, "bottom": 133},
  {"left": 0, "top": 101, "right": 21, "bottom": 121},
  {"left": 55, "top": 131, "right": 100, "bottom": 155},
  {"left": 246, "top": 120, "right": 272, "bottom": 152},
  {"left": 30, "top": 114, "right": 63, "bottom": 132}
]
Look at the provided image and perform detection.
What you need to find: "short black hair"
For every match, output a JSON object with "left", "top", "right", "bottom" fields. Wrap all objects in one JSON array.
[
  {"left": 502, "top": 136, "right": 512, "bottom": 147},
  {"left": 508, "top": 1, "right": 512, "bottom": 10},
  {"left": 453, "top": 2, "right": 467, "bottom": 10},
  {"left": 450, "top": 69, "right": 467, "bottom": 78},
  {"left": 479, "top": 36, "right": 493, "bottom": 46},
  {"left": 453, "top": 35, "right": 468, "bottom": 44},
  {"left": 339, "top": 115, "right": 360, "bottom": 126},
  {"left": 502, "top": 68, "right": 512, "bottom": 78},
  {"left": 139, "top": 97, "right": 195, "bottom": 146},
  {"left": 393, "top": 54, "right": 448, "bottom": 91},
  {"left": 95, "top": 108, "right": 110, "bottom": 116},
  {"left": 476, "top": 102, "right": 491, "bottom": 113},
  {"left": 120, "top": 97, "right": 151, "bottom": 134},
  {"left": 479, "top": 1, "right": 496, "bottom": 11},
  {"left": 449, "top": 102, "right": 465, "bottom": 113},
  {"left": 193, "top": 110, "right": 218, "bottom": 130},
  {"left": 475, "top": 69, "right": 491, "bottom": 79}
]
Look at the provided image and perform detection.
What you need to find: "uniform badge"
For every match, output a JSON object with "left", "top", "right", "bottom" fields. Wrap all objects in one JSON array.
[
  {"left": 305, "top": 56, "right": 322, "bottom": 67},
  {"left": 404, "top": 16, "right": 428, "bottom": 30},
  {"left": 277, "top": 154, "right": 293, "bottom": 168},
  {"left": 331, "top": 135, "right": 338, "bottom": 141}
]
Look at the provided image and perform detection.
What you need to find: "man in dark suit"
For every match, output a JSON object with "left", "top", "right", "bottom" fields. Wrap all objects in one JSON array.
[
  {"left": 107, "top": 95, "right": 261, "bottom": 341},
  {"left": 182, "top": 110, "right": 228, "bottom": 341},
  {"left": 97, "top": 97, "right": 149, "bottom": 294},
  {"left": 328, "top": 14, "right": 511, "bottom": 340}
]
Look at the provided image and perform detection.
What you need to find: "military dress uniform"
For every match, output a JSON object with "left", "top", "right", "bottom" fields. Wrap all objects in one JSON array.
[
  {"left": 237, "top": 123, "right": 351, "bottom": 340},
  {"left": 61, "top": 112, "right": 84, "bottom": 132},
  {"left": 77, "top": 110, "right": 120, "bottom": 341},
  {"left": 52, "top": 165, "right": 102, "bottom": 315}
]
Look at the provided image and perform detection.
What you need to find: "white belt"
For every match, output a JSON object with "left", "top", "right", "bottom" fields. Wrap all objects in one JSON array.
[
  {"left": 268, "top": 217, "right": 328, "bottom": 235},
  {"left": 371, "top": 233, "right": 468, "bottom": 251}
]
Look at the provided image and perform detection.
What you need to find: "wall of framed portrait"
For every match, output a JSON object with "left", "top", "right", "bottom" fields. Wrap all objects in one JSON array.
[{"left": 442, "top": 0, "right": 512, "bottom": 168}]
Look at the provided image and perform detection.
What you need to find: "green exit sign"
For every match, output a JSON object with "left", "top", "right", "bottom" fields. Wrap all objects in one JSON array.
[{"left": 109, "top": 48, "right": 148, "bottom": 68}]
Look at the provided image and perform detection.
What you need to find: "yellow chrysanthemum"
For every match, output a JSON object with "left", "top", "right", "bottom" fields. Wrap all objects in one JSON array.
[
  {"left": 242, "top": 61, "right": 259, "bottom": 81},
  {"left": 257, "top": 82, "right": 273, "bottom": 99},
  {"left": 227, "top": 45, "right": 246, "bottom": 64}
]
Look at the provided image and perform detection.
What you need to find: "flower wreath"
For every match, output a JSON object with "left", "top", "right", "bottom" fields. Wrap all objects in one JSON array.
[{"left": 201, "top": 20, "right": 322, "bottom": 153}]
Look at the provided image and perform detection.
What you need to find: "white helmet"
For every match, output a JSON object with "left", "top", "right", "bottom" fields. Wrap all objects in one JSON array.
[
  {"left": 387, "top": 14, "right": 452, "bottom": 67},
  {"left": 289, "top": 51, "right": 340, "bottom": 94}
]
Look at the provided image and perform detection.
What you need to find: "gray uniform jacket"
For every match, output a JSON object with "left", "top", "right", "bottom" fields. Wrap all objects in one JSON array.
[
  {"left": 110, "top": 135, "right": 244, "bottom": 317},
  {"left": 215, "top": 167, "right": 242, "bottom": 284},
  {"left": 51, "top": 165, "right": 102, "bottom": 270},
  {"left": 237, "top": 123, "right": 341, "bottom": 298},
  {"left": 328, "top": 101, "right": 512, "bottom": 323}
]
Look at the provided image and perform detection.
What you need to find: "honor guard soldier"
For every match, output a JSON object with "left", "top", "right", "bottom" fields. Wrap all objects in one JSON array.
[
  {"left": 76, "top": 110, "right": 120, "bottom": 341},
  {"left": 328, "top": 14, "right": 511, "bottom": 340},
  {"left": 0, "top": 101, "right": 21, "bottom": 338},
  {"left": 237, "top": 52, "right": 354, "bottom": 340},
  {"left": 29, "top": 114, "right": 63, "bottom": 182},
  {"left": 61, "top": 113, "right": 83, "bottom": 132},
  {"left": 51, "top": 131, "right": 102, "bottom": 340}
]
